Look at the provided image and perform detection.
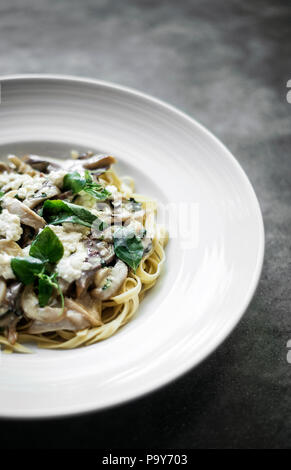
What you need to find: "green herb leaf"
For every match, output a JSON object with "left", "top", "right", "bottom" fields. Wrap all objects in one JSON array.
[
  {"left": 37, "top": 272, "right": 64, "bottom": 310},
  {"left": 83, "top": 184, "right": 111, "bottom": 201},
  {"left": 63, "top": 171, "right": 111, "bottom": 201},
  {"left": 11, "top": 256, "right": 44, "bottom": 285},
  {"left": 43, "top": 199, "right": 105, "bottom": 229},
  {"left": 38, "top": 275, "right": 54, "bottom": 307},
  {"left": 113, "top": 227, "right": 144, "bottom": 272},
  {"left": 29, "top": 227, "right": 64, "bottom": 263},
  {"left": 63, "top": 171, "right": 86, "bottom": 194}
]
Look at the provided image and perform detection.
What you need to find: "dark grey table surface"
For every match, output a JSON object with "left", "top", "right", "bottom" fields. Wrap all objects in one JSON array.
[{"left": 0, "top": 0, "right": 290, "bottom": 449}]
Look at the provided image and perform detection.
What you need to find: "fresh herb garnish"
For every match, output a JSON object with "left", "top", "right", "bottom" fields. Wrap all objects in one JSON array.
[
  {"left": 29, "top": 226, "right": 64, "bottom": 262},
  {"left": 102, "top": 278, "right": 112, "bottom": 291},
  {"left": 42, "top": 199, "right": 106, "bottom": 230},
  {"left": 37, "top": 272, "right": 64, "bottom": 310},
  {"left": 11, "top": 227, "right": 64, "bottom": 309},
  {"left": 113, "top": 227, "right": 144, "bottom": 272},
  {"left": 63, "top": 170, "right": 111, "bottom": 201},
  {"left": 11, "top": 256, "right": 44, "bottom": 285}
]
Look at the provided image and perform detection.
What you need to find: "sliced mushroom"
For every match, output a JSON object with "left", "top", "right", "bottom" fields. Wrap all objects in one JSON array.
[
  {"left": 0, "top": 162, "right": 9, "bottom": 172},
  {"left": 19, "top": 226, "right": 35, "bottom": 248},
  {"left": 51, "top": 190, "right": 74, "bottom": 201},
  {"left": 86, "top": 239, "right": 115, "bottom": 269},
  {"left": 92, "top": 259, "right": 128, "bottom": 300},
  {"left": 3, "top": 198, "right": 45, "bottom": 230},
  {"left": 7, "top": 281, "right": 23, "bottom": 307},
  {"left": 24, "top": 182, "right": 60, "bottom": 209},
  {"left": 0, "top": 240, "right": 23, "bottom": 257},
  {"left": 0, "top": 279, "right": 23, "bottom": 318},
  {"left": 21, "top": 285, "right": 65, "bottom": 323},
  {"left": 71, "top": 151, "right": 94, "bottom": 160},
  {"left": 0, "top": 279, "right": 7, "bottom": 312},
  {"left": 28, "top": 310, "right": 90, "bottom": 334},
  {"left": 22, "top": 155, "right": 61, "bottom": 173},
  {"left": 65, "top": 294, "right": 102, "bottom": 327},
  {"left": 82, "top": 154, "right": 116, "bottom": 170},
  {"left": 8, "top": 155, "right": 38, "bottom": 176},
  {"left": 76, "top": 270, "right": 96, "bottom": 298}
]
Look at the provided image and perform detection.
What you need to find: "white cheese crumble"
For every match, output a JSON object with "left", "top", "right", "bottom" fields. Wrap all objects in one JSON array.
[
  {"left": 47, "top": 169, "right": 67, "bottom": 188},
  {"left": 16, "top": 175, "right": 46, "bottom": 199},
  {"left": 56, "top": 242, "right": 91, "bottom": 283},
  {"left": 0, "top": 252, "right": 15, "bottom": 280},
  {"left": 0, "top": 209, "right": 23, "bottom": 241},
  {"left": 0, "top": 172, "right": 35, "bottom": 193}
]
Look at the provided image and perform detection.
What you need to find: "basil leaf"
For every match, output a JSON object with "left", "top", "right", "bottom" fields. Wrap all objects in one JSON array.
[
  {"left": 43, "top": 199, "right": 105, "bottom": 229},
  {"left": 63, "top": 171, "right": 111, "bottom": 201},
  {"left": 11, "top": 256, "right": 44, "bottom": 285},
  {"left": 114, "top": 227, "right": 144, "bottom": 272},
  {"left": 63, "top": 171, "right": 86, "bottom": 194},
  {"left": 83, "top": 185, "right": 111, "bottom": 201},
  {"left": 37, "top": 272, "right": 63, "bottom": 309},
  {"left": 38, "top": 275, "right": 54, "bottom": 308},
  {"left": 29, "top": 227, "right": 64, "bottom": 263},
  {"left": 84, "top": 170, "right": 92, "bottom": 183}
]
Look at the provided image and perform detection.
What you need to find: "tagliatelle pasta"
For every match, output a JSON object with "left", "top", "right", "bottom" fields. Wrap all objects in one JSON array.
[{"left": 0, "top": 152, "right": 167, "bottom": 352}]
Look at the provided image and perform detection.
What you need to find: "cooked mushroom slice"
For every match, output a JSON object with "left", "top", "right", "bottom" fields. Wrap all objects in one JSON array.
[
  {"left": 21, "top": 285, "right": 65, "bottom": 323},
  {"left": 0, "top": 162, "right": 9, "bottom": 172},
  {"left": 76, "top": 270, "right": 96, "bottom": 298},
  {"left": 71, "top": 150, "right": 94, "bottom": 160},
  {"left": 6, "top": 281, "right": 23, "bottom": 312},
  {"left": 0, "top": 311, "right": 21, "bottom": 344},
  {"left": 19, "top": 226, "right": 35, "bottom": 248},
  {"left": 82, "top": 154, "right": 116, "bottom": 170},
  {"left": 22, "top": 155, "right": 61, "bottom": 173},
  {"left": 28, "top": 310, "right": 91, "bottom": 334},
  {"left": 51, "top": 190, "right": 74, "bottom": 201},
  {"left": 0, "top": 240, "right": 23, "bottom": 257},
  {"left": 24, "top": 182, "right": 60, "bottom": 209},
  {"left": 65, "top": 294, "right": 102, "bottom": 326},
  {"left": 3, "top": 198, "right": 45, "bottom": 230},
  {"left": 86, "top": 239, "right": 115, "bottom": 269},
  {"left": 0, "top": 280, "right": 23, "bottom": 322},
  {"left": 0, "top": 279, "right": 7, "bottom": 309},
  {"left": 0, "top": 311, "right": 15, "bottom": 327},
  {"left": 92, "top": 260, "right": 128, "bottom": 301},
  {"left": 8, "top": 155, "right": 38, "bottom": 176}
]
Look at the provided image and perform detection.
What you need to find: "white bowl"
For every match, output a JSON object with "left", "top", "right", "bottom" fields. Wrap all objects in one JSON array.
[{"left": 0, "top": 74, "right": 264, "bottom": 418}]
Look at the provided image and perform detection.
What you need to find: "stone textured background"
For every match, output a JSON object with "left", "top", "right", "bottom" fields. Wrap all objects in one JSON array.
[{"left": 0, "top": 0, "right": 291, "bottom": 449}]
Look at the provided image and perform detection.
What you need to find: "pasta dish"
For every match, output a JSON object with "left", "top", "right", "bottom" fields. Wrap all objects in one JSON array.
[{"left": 0, "top": 151, "right": 167, "bottom": 352}]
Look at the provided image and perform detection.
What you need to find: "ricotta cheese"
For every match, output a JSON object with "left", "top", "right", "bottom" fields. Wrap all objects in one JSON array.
[
  {"left": 0, "top": 172, "right": 35, "bottom": 193},
  {"left": 16, "top": 175, "right": 46, "bottom": 199},
  {"left": 0, "top": 209, "right": 23, "bottom": 241},
  {"left": 0, "top": 252, "right": 15, "bottom": 280},
  {"left": 47, "top": 169, "right": 67, "bottom": 188},
  {"left": 56, "top": 242, "right": 91, "bottom": 283}
]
